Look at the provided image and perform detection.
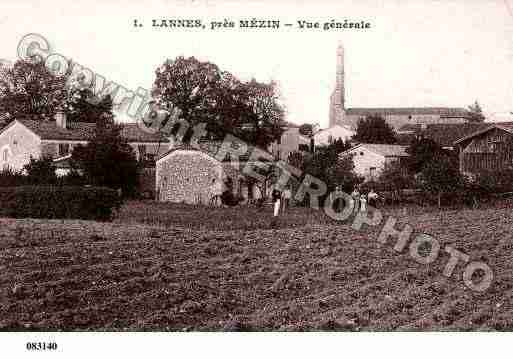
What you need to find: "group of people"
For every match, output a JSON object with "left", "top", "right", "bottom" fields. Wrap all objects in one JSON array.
[
  {"left": 211, "top": 177, "right": 380, "bottom": 221},
  {"left": 350, "top": 187, "right": 379, "bottom": 212}
]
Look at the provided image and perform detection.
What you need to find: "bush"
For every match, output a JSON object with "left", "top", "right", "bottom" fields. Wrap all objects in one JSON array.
[
  {"left": 0, "top": 167, "right": 25, "bottom": 187},
  {"left": 0, "top": 186, "right": 122, "bottom": 221},
  {"left": 24, "top": 156, "right": 57, "bottom": 185},
  {"left": 471, "top": 169, "right": 513, "bottom": 194}
]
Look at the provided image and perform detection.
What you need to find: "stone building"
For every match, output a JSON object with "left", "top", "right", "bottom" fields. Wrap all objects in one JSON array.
[
  {"left": 0, "top": 111, "right": 171, "bottom": 190},
  {"left": 339, "top": 143, "right": 409, "bottom": 180},
  {"left": 156, "top": 143, "right": 267, "bottom": 204},
  {"left": 328, "top": 44, "right": 473, "bottom": 131},
  {"left": 269, "top": 122, "right": 310, "bottom": 161}
]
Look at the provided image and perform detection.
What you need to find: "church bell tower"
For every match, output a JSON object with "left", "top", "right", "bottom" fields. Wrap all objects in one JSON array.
[{"left": 329, "top": 44, "right": 346, "bottom": 127}]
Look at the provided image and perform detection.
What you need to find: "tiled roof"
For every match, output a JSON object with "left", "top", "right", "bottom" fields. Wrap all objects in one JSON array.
[
  {"left": 397, "top": 124, "right": 422, "bottom": 133},
  {"left": 422, "top": 123, "right": 491, "bottom": 147},
  {"left": 20, "top": 120, "right": 95, "bottom": 141},
  {"left": 342, "top": 143, "right": 409, "bottom": 157},
  {"left": 157, "top": 140, "right": 274, "bottom": 162},
  {"left": 346, "top": 107, "right": 471, "bottom": 117},
  {"left": 454, "top": 122, "right": 513, "bottom": 145},
  {"left": 361, "top": 143, "right": 409, "bottom": 157},
  {"left": 17, "top": 119, "right": 169, "bottom": 143},
  {"left": 119, "top": 123, "right": 170, "bottom": 143}
]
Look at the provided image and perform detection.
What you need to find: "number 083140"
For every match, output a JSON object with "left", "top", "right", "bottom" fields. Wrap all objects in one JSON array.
[{"left": 26, "top": 342, "right": 58, "bottom": 351}]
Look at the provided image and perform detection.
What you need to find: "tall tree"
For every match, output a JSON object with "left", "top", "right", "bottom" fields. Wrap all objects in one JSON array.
[
  {"left": 326, "top": 154, "right": 363, "bottom": 194},
  {"left": 406, "top": 137, "right": 443, "bottom": 173},
  {"left": 72, "top": 100, "right": 138, "bottom": 196},
  {"left": 418, "top": 155, "right": 464, "bottom": 208},
  {"left": 151, "top": 56, "right": 285, "bottom": 148},
  {"left": 0, "top": 59, "right": 68, "bottom": 121},
  {"left": 353, "top": 115, "right": 397, "bottom": 144},
  {"left": 65, "top": 87, "right": 114, "bottom": 124},
  {"left": 467, "top": 100, "right": 485, "bottom": 122}
]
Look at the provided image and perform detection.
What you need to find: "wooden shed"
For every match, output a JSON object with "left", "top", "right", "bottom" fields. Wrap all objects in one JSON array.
[{"left": 454, "top": 123, "right": 513, "bottom": 176}]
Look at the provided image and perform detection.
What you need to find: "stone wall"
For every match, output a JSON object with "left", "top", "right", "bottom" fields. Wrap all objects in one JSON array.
[{"left": 156, "top": 150, "right": 223, "bottom": 204}]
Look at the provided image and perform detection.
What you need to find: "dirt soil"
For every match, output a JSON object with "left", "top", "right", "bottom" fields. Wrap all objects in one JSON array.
[{"left": 0, "top": 204, "right": 512, "bottom": 331}]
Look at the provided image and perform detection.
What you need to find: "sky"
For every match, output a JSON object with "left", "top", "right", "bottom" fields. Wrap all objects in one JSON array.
[{"left": 2, "top": 0, "right": 513, "bottom": 127}]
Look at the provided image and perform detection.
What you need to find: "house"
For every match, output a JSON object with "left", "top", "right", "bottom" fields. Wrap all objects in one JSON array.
[
  {"left": 269, "top": 122, "right": 310, "bottom": 161},
  {"left": 313, "top": 124, "right": 355, "bottom": 147},
  {"left": 0, "top": 111, "right": 171, "bottom": 175},
  {"left": 156, "top": 142, "right": 266, "bottom": 204},
  {"left": 339, "top": 143, "right": 409, "bottom": 180},
  {"left": 453, "top": 122, "right": 513, "bottom": 177}
]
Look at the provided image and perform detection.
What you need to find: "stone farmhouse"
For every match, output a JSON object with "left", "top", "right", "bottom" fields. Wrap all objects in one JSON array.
[
  {"left": 0, "top": 111, "right": 171, "bottom": 174},
  {"left": 156, "top": 141, "right": 272, "bottom": 204}
]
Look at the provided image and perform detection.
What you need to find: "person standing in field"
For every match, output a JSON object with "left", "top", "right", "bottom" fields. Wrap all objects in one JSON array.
[
  {"left": 271, "top": 187, "right": 282, "bottom": 225},
  {"left": 351, "top": 187, "right": 360, "bottom": 214},
  {"left": 333, "top": 185, "right": 343, "bottom": 212},
  {"left": 360, "top": 193, "right": 367, "bottom": 213},
  {"left": 282, "top": 185, "right": 292, "bottom": 213},
  {"left": 210, "top": 178, "right": 223, "bottom": 206}
]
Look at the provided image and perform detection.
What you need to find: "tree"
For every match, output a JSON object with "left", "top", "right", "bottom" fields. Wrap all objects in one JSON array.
[
  {"left": 151, "top": 56, "right": 285, "bottom": 148},
  {"left": 65, "top": 87, "right": 114, "bottom": 124},
  {"left": 326, "top": 154, "right": 363, "bottom": 193},
  {"left": 330, "top": 137, "right": 352, "bottom": 154},
  {"left": 72, "top": 117, "right": 139, "bottom": 197},
  {"left": 353, "top": 115, "right": 397, "bottom": 144},
  {"left": 0, "top": 59, "right": 68, "bottom": 122},
  {"left": 418, "top": 155, "right": 464, "bottom": 208},
  {"left": 376, "top": 161, "right": 414, "bottom": 203},
  {"left": 23, "top": 156, "right": 57, "bottom": 185},
  {"left": 299, "top": 123, "right": 313, "bottom": 137},
  {"left": 467, "top": 100, "right": 485, "bottom": 122},
  {"left": 406, "top": 137, "right": 443, "bottom": 174}
]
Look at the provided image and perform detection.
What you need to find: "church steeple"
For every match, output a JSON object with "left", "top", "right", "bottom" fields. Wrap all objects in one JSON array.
[
  {"left": 336, "top": 44, "right": 345, "bottom": 110},
  {"left": 329, "top": 43, "right": 346, "bottom": 127}
]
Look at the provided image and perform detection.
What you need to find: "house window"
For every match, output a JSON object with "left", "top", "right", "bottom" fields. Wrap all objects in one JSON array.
[
  {"left": 360, "top": 151, "right": 364, "bottom": 156},
  {"left": 58, "top": 143, "right": 70, "bottom": 156},
  {"left": 2, "top": 148, "right": 9, "bottom": 162},
  {"left": 369, "top": 167, "right": 377, "bottom": 179},
  {"left": 328, "top": 135, "right": 333, "bottom": 144},
  {"left": 298, "top": 144, "right": 309, "bottom": 152}
]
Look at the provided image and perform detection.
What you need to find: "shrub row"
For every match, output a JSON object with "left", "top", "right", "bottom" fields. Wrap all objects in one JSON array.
[{"left": 0, "top": 186, "right": 122, "bottom": 221}]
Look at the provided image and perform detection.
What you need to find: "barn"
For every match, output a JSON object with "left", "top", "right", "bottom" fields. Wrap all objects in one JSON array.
[{"left": 454, "top": 123, "right": 513, "bottom": 177}]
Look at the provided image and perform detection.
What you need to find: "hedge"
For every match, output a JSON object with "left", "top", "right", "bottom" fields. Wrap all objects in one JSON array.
[{"left": 0, "top": 186, "right": 122, "bottom": 221}]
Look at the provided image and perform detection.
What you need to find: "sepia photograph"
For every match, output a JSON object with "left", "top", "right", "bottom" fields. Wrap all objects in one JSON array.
[{"left": 1, "top": 0, "right": 512, "bottom": 357}]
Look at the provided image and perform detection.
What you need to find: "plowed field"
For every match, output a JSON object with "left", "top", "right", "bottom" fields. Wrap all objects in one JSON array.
[{"left": 1, "top": 202, "right": 512, "bottom": 330}]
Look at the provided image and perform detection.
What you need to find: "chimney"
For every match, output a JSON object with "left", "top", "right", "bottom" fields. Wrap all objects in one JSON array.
[{"left": 55, "top": 108, "right": 67, "bottom": 129}]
